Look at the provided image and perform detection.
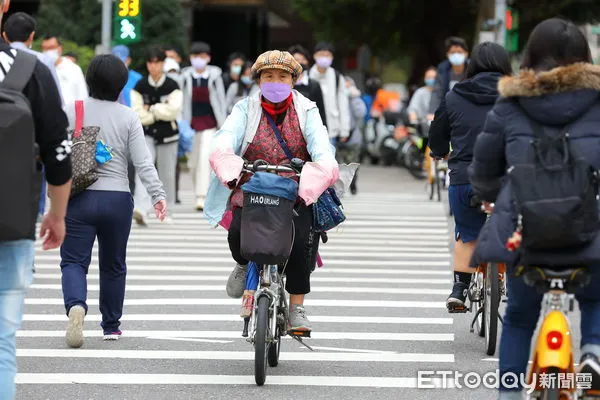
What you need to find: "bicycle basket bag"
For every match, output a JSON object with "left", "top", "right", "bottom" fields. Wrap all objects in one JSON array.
[
  {"left": 240, "top": 172, "right": 299, "bottom": 265},
  {"left": 509, "top": 121, "right": 599, "bottom": 253}
]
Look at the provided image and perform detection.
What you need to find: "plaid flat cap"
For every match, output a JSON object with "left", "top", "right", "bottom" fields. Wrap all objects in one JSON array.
[{"left": 251, "top": 50, "right": 303, "bottom": 81}]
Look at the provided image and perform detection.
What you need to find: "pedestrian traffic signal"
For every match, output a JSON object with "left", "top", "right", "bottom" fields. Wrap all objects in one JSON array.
[{"left": 113, "top": 0, "right": 142, "bottom": 44}]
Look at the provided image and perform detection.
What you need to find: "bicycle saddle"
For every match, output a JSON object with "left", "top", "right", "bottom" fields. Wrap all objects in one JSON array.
[{"left": 521, "top": 266, "right": 590, "bottom": 294}]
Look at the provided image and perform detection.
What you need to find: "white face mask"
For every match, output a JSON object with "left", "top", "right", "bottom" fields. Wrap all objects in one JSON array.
[
  {"left": 448, "top": 53, "right": 466, "bottom": 66},
  {"left": 44, "top": 49, "right": 61, "bottom": 64}
]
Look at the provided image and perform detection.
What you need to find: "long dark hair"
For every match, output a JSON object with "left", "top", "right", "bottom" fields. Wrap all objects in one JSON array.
[
  {"left": 236, "top": 61, "right": 254, "bottom": 97},
  {"left": 465, "top": 42, "right": 512, "bottom": 79},
  {"left": 521, "top": 18, "right": 592, "bottom": 72}
]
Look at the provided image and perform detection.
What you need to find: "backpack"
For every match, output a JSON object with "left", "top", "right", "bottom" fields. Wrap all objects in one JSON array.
[
  {"left": 509, "top": 119, "right": 600, "bottom": 253},
  {"left": 0, "top": 51, "right": 40, "bottom": 241}
]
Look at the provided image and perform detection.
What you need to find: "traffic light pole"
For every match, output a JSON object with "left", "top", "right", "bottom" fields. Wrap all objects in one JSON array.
[
  {"left": 100, "top": 0, "right": 112, "bottom": 54},
  {"left": 494, "top": 0, "right": 506, "bottom": 46}
]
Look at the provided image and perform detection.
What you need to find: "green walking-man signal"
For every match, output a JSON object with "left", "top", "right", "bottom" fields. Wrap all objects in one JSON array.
[{"left": 113, "top": 0, "right": 142, "bottom": 44}]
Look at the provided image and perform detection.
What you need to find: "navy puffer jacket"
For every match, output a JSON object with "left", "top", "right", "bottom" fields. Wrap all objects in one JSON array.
[
  {"left": 429, "top": 71, "right": 503, "bottom": 185},
  {"left": 469, "top": 63, "right": 600, "bottom": 267}
]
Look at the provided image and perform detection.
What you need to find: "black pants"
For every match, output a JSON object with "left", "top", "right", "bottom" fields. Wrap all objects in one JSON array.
[{"left": 228, "top": 206, "right": 317, "bottom": 295}]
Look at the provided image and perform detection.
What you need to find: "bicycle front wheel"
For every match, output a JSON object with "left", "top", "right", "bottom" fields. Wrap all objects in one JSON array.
[
  {"left": 484, "top": 262, "right": 499, "bottom": 356},
  {"left": 254, "top": 296, "right": 270, "bottom": 386}
]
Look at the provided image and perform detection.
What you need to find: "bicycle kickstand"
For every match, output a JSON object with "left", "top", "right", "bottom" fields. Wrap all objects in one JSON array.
[
  {"left": 470, "top": 307, "right": 484, "bottom": 333},
  {"left": 498, "top": 315, "right": 504, "bottom": 325},
  {"left": 292, "top": 335, "right": 314, "bottom": 352}
]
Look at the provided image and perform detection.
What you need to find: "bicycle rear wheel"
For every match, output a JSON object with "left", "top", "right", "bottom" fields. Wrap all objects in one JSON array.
[
  {"left": 484, "top": 262, "right": 499, "bottom": 356},
  {"left": 254, "top": 296, "right": 270, "bottom": 386},
  {"left": 542, "top": 367, "right": 561, "bottom": 400}
]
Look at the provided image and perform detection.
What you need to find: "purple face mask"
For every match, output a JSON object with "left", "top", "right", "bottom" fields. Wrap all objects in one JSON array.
[
  {"left": 260, "top": 82, "right": 292, "bottom": 103},
  {"left": 315, "top": 56, "right": 333, "bottom": 69}
]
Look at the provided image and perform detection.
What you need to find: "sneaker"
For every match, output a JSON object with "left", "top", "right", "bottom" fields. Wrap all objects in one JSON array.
[
  {"left": 103, "top": 330, "right": 122, "bottom": 341},
  {"left": 288, "top": 304, "right": 311, "bottom": 331},
  {"left": 226, "top": 263, "right": 247, "bottom": 298},
  {"left": 579, "top": 353, "right": 600, "bottom": 396},
  {"left": 162, "top": 215, "right": 174, "bottom": 225},
  {"left": 195, "top": 197, "right": 205, "bottom": 212},
  {"left": 133, "top": 209, "right": 147, "bottom": 227},
  {"left": 65, "top": 305, "right": 85, "bottom": 348},
  {"left": 447, "top": 282, "right": 469, "bottom": 313}
]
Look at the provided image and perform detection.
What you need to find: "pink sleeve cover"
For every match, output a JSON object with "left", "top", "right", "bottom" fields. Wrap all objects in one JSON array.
[
  {"left": 298, "top": 160, "right": 340, "bottom": 206},
  {"left": 209, "top": 148, "right": 244, "bottom": 186}
]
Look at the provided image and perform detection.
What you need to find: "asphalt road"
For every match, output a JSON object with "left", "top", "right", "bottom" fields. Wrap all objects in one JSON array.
[{"left": 15, "top": 165, "right": 582, "bottom": 400}]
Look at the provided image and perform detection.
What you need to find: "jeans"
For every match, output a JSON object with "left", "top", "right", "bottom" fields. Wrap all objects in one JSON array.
[
  {"left": 60, "top": 190, "right": 133, "bottom": 332},
  {"left": 38, "top": 175, "right": 46, "bottom": 216},
  {"left": 499, "top": 264, "right": 600, "bottom": 396},
  {"left": 0, "top": 240, "right": 34, "bottom": 400}
]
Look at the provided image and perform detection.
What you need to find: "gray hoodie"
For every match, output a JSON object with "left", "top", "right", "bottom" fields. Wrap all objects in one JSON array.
[{"left": 180, "top": 65, "right": 227, "bottom": 129}]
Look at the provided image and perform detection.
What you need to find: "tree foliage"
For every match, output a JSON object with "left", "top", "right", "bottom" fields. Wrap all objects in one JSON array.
[{"left": 35, "top": 0, "right": 188, "bottom": 70}]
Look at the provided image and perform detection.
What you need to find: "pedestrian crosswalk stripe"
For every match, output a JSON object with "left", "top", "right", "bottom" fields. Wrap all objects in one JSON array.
[
  {"left": 38, "top": 246, "right": 450, "bottom": 255},
  {"left": 32, "top": 264, "right": 451, "bottom": 274},
  {"left": 167, "top": 213, "right": 448, "bottom": 222},
  {"left": 39, "top": 237, "right": 450, "bottom": 247},
  {"left": 24, "top": 298, "right": 446, "bottom": 308},
  {"left": 21, "top": 314, "right": 453, "bottom": 324},
  {"left": 35, "top": 253, "right": 450, "bottom": 262},
  {"left": 29, "top": 284, "right": 449, "bottom": 295},
  {"left": 16, "top": 330, "right": 453, "bottom": 341},
  {"left": 31, "top": 273, "right": 451, "bottom": 285},
  {"left": 16, "top": 349, "right": 454, "bottom": 362},
  {"left": 15, "top": 373, "right": 453, "bottom": 388}
]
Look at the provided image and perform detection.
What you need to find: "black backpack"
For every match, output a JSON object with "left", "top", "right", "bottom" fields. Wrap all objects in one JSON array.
[
  {"left": 509, "top": 119, "right": 599, "bottom": 252},
  {"left": 0, "top": 51, "right": 40, "bottom": 241}
]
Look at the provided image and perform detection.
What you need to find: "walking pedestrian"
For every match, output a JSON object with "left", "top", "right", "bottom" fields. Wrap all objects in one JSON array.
[
  {"left": 337, "top": 76, "right": 366, "bottom": 194},
  {"left": 288, "top": 44, "right": 327, "bottom": 127},
  {"left": 131, "top": 47, "right": 182, "bottom": 225},
  {"left": 41, "top": 34, "right": 88, "bottom": 105},
  {"left": 2, "top": 11, "right": 63, "bottom": 219},
  {"left": 0, "top": 0, "right": 72, "bottom": 396},
  {"left": 225, "top": 60, "right": 259, "bottom": 114},
  {"left": 112, "top": 45, "right": 143, "bottom": 196},
  {"left": 428, "top": 36, "right": 469, "bottom": 117},
  {"left": 407, "top": 67, "right": 437, "bottom": 124},
  {"left": 222, "top": 52, "right": 246, "bottom": 91},
  {"left": 180, "top": 41, "right": 227, "bottom": 211},
  {"left": 61, "top": 54, "right": 167, "bottom": 349},
  {"left": 309, "top": 41, "right": 350, "bottom": 145}
]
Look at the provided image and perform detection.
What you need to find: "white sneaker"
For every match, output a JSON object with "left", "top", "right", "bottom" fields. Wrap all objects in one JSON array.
[
  {"left": 66, "top": 305, "right": 85, "bottom": 348},
  {"left": 195, "top": 197, "right": 205, "bottom": 211},
  {"left": 133, "top": 209, "right": 147, "bottom": 226},
  {"left": 162, "top": 216, "right": 174, "bottom": 224}
]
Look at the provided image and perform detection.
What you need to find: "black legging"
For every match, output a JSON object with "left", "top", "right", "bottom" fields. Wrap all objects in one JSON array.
[{"left": 227, "top": 206, "right": 317, "bottom": 295}]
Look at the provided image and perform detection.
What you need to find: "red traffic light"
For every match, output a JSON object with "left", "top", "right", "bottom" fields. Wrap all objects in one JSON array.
[{"left": 506, "top": 9, "right": 513, "bottom": 30}]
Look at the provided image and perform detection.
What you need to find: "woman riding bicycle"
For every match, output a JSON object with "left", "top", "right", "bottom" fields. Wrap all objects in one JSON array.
[
  {"left": 205, "top": 50, "right": 339, "bottom": 332},
  {"left": 470, "top": 19, "right": 600, "bottom": 398},
  {"left": 429, "top": 42, "right": 512, "bottom": 312}
]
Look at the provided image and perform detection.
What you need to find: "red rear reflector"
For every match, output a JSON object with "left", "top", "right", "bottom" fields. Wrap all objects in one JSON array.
[{"left": 547, "top": 331, "right": 563, "bottom": 350}]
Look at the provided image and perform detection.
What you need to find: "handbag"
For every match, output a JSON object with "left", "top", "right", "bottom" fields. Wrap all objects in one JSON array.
[
  {"left": 265, "top": 112, "right": 345, "bottom": 231},
  {"left": 69, "top": 100, "right": 99, "bottom": 197}
]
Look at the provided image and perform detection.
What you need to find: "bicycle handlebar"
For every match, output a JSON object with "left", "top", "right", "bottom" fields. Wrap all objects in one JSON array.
[{"left": 242, "top": 159, "right": 303, "bottom": 175}]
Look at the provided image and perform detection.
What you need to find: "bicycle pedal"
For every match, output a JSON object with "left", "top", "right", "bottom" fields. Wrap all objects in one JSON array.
[
  {"left": 447, "top": 305, "right": 468, "bottom": 314},
  {"left": 288, "top": 329, "right": 311, "bottom": 338}
]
